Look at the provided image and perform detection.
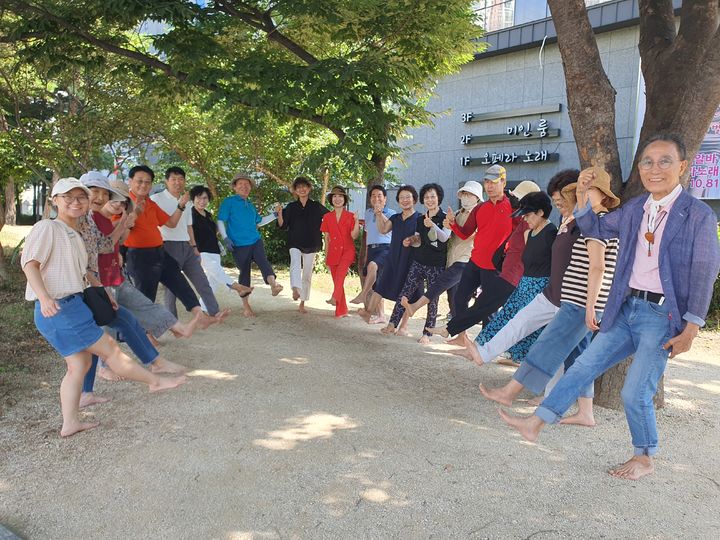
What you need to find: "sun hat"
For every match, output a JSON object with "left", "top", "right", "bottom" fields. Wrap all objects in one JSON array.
[
  {"left": 327, "top": 185, "right": 350, "bottom": 205},
  {"left": 457, "top": 180, "right": 484, "bottom": 201},
  {"left": 51, "top": 177, "right": 91, "bottom": 197},
  {"left": 108, "top": 179, "right": 135, "bottom": 212},
  {"left": 561, "top": 166, "right": 620, "bottom": 209},
  {"left": 509, "top": 180, "right": 541, "bottom": 200},
  {"left": 232, "top": 173, "right": 255, "bottom": 188},
  {"left": 483, "top": 164, "right": 507, "bottom": 182},
  {"left": 80, "top": 171, "right": 126, "bottom": 202},
  {"left": 511, "top": 191, "right": 553, "bottom": 218}
]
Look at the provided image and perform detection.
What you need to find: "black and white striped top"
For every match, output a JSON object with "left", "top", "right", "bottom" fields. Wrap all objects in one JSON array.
[{"left": 560, "top": 213, "right": 619, "bottom": 310}]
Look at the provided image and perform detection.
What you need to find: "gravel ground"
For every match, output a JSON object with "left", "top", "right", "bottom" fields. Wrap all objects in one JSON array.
[{"left": 1, "top": 273, "right": 719, "bottom": 539}]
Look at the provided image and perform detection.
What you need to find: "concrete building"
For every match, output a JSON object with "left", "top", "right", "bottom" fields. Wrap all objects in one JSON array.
[{"left": 393, "top": 0, "right": 719, "bottom": 212}]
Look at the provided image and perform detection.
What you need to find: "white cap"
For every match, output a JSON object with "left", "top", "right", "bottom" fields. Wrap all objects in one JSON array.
[
  {"left": 457, "top": 180, "right": 484, "bottom": 201},
  {"left": 80, "top": 171, "right": 125, "bottom": 201},
  {"left": 510, "top": 180, "right": 541, "bottom": 200},
  {"left": 51, "top": 177, "right": 91, "bottom": 197}
]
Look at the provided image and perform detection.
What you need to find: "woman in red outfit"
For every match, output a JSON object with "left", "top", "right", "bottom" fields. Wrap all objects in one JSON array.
[{"left": 321, "top": 186, "right": 361, "bottom": 317}]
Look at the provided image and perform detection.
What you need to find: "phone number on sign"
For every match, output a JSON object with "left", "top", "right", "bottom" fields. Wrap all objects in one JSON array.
[{"left": 689, "top": 179, "right": 720, "bottom": 188}]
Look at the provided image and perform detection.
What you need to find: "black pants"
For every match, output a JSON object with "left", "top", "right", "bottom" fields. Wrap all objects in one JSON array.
[
  {"left": 125, "top": 246, "right": 200, "bottom": 312},
  {"left": 447, "top": 262, "right": 514, "bottom": 336}
]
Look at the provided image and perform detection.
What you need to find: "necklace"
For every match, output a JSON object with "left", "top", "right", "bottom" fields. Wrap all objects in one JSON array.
[{"left": 645, "top": 211, "right": 667, "bottom": 256}]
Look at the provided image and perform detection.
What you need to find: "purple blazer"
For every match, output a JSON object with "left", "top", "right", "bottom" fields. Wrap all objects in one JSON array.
[{"left": 575, "top": 190, "right": 719, "bottom": 336}]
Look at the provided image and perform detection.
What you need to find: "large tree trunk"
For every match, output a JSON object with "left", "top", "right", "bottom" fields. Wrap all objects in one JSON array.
[
  {"left": 547, "top": 0, "right": 623, "bottom": 194},
  {"left": 5, "top": 179, "right": 16, "bottom": 226},
  {"left": 0, "top": 199, "right": 6, "bottom": 282},
  {"left": 43, "top": 171, "right": 60, "bottom": 218}
]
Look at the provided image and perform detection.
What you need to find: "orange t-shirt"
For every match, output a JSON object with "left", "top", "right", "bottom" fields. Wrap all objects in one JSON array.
[{"left": 123, "top": 194, "right": 170, "bottom": 248}]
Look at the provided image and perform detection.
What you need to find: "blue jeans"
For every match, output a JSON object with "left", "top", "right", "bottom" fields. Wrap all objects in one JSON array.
[
  {"left": 535, "top": 296, "right": 672, "bottom": 456},
  {"left": 82, "top": 306, "right": 159, "bottom": 393},
  {"left": 514, "top": 302, "right": 598, "bottom": 398},
  {"left": 231, "top": 240, "right": 276, "bottom": 287}
]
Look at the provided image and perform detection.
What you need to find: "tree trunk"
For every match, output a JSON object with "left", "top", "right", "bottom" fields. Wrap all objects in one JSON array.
[
  {"left": 43, "top": 171, "right": 60, "bottom": 218},
  {"left": 5, "top": 179, "right": 16, "bottom": 226},
  {"left": 594, "top": 358, "right": 665, "bottom": 409},
  {"left": 0, "top": 197, "right": 6, "bottom": 282},
  {"left": 319, "top": 165, "right": 330, "bottom": 206},
  {"left": 547, "top": 0, "right": 623, "bottom": 194}
]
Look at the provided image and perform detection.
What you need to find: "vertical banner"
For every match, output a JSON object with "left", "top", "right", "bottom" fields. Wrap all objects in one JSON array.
[{"left": 688, "top": 105, "right": 720, "bottom": 199}]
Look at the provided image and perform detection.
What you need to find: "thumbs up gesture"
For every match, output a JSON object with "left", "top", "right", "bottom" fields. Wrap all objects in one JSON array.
[
  {"left": 423, "top": 211, "right": 434, "bottom": 229},
  {"left": 446, "top": 206, "right": 456, "bottom": 225}
]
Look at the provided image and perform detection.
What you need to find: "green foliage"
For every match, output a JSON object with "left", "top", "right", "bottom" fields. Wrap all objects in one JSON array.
[{"left": 708, "top": 225, "right": 720, "bottom": 330}]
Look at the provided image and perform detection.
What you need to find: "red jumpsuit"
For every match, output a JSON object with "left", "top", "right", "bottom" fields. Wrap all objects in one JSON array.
[{"left": 320, "top": 210, "right": 357, "bottom": 317}]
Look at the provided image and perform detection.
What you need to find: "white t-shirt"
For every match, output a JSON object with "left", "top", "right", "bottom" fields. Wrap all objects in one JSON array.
[{"left": 150, "top": 189, "right": 193, "bottom": 242}]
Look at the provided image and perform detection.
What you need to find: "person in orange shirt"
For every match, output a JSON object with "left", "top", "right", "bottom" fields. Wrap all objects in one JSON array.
[
  {"left": 123, "top": 165, "right": 220, "bottom": 328},
  {"left": 320, "top": 186, "right": 360, "bottom": 317}
]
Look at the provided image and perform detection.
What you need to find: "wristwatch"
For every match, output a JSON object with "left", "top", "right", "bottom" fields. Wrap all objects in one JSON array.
[{"left": 177, "top": 203, "right": 186, "bottom": 211}]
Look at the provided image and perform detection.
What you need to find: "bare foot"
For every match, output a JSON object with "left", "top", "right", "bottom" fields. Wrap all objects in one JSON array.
[
  {"left": 608, "top": 456, "right": 654, "bottom": 480},
  {"left": 380, "top": 324, "right": 396, "bottom": 335},
  {"left": 527, "top": 395, "right": 543, "bottom": 406},
  {"left": 560, "top": 411, "right": 596, "bottom": 427},
  {"left": 98, "top": 366, "right": 123, "bottom": 382},
  {"left": 446, "top": 332, "right": 471, "bottom": 347},
  {"left": 60, "top": 420, "right": 100, "bottom": 438},
  {"left": 449, "top": 346, "right": 474, "bottom": 361},
  {"left": 450, "top": 342, "right": 484, "bottom": 366},
  {"left": 147, "top": 333, "right": 161, "bottom": 347},
  {"left": 498, "top": 409, "right": 544, "bottom": 442},
  {"left": 242, "top": 307, "right": 256, "bottom": 318},
  {"left": 214, "top": 308, "right": 231, "bottom": 323},
  {"left": 234, "top": 284, "right": 254, "bottom": 296},
  {"left": 170, "top": 311, "right": 201, "bottom": 338},
  {"left": 335, "top": 313, "right": 349, "bottom": 318},
  {"left": 349, "top": 293, "right": 365, "bottom": 305},
  {"left": 197, "top": 312, "right": 220, "bottom": 330},
  {"left": 478, "top": 383, "right": 514, "bottom": 407},
  {"left": 325, "top": 297, "right": 336, "bottom": 306},
  {"left": 271, "top": 283, "right": 284, "bottom": 296},
  {"left": 150, "top": 357, "right": 187, "bottom": 374},
  {"left": 149, "top": 375, "right": 188, "bottom": 393},
  {"left": 426, "top": 326, "right": 449, "bottom": 338},
  {"left": 400, "top": 296, "right": 417, "bottom": 317},
  {"left": 358, "top": 308, "right": 372, "bottom": 323},
  {"left": 79, "top": 393, "right": 112, "bottom": 409},
  {"left": 369, "top": 315, "right": 387, "bottom": 325},
  {"left": 292, "top": 287, "right": 301, "bottom": 301},
  {"left": 298, "top": 302, "right": 308, "bottom": 314},
  {"left": 395, "top": 328, "right": 410, "bottom": 337},
  {"left": 418, "top": 335, "right": 430, "bottom": 345}
]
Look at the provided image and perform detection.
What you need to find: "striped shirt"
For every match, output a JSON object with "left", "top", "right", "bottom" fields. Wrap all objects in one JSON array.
[{"left": 560, "top": 213, "right": 619, "bottom": 310}]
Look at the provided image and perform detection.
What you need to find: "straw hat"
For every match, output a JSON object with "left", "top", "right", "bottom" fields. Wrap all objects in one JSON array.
[
  {"left": 327, "top": 185, "right": 350, "bottom": 205},
  {"left": 562, "top": 166, "right": 620, "bottom": 209},
  {"left": 231, "top": 173, "right": 255, "bottom": 188}
]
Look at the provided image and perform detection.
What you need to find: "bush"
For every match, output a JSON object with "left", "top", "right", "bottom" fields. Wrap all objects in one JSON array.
[{"left": 707, "top": 226, "right": 720, "bottom": 329}]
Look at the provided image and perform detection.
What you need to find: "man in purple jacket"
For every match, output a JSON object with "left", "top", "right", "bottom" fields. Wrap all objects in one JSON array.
[{"left": 500, "top": 133, "right": 720, "bottom": 480}]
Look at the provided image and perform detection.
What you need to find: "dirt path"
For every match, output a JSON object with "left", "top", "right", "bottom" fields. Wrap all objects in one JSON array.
[{"left": 1, "top": 274, "right": 719, "bottom": 539}]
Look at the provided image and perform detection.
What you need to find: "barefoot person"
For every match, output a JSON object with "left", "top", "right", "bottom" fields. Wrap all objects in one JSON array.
[
  {"left": 218, "top": 173, "right": 283, "bottom": 317},
  {"left": 189, "top": 185, "right": 254, "bottom": 300},
  {"left": 152, "top": 167, "right": 230, "bottom": 320},
  {"left": 450, "top": 191, "right": 557, "bottom": 363},
  {"left": 320, "top": 186, "right": 361, "bottom": 318},
  {"left": 499, "top": 134, "right": 720, "bottom": 480},
  {"left": 77, "top": 173, "right": 189, "bottom": 406},
  {"left": 275, "top": 176, "right": 328, "bottom": 313},
  {"left": 478, "top": 173, "right": 620, "bottom": 426},
  {"left": 360, "top": 185, "right": 420, "bottom": 335},
  {"left": 124, "top": 165, "right": 221, "bottom": 327},
  {"left": 350, "top": 185, "right": 395, "bottom": 323},
  {"left": 21, "top": 178, "right": 186, "bottom": 437},
  {"left": 402, "top": 180, "right": 483, "bottom": 321},
  {"left": 385, "top": 183, "right": 449, "bottom": 342}
]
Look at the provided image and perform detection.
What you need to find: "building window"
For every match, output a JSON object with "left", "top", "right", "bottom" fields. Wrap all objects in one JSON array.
[{"left": 475, "top": 0, "right": 616, "bottom": 32}]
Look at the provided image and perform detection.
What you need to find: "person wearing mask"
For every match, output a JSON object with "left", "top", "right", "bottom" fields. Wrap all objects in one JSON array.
[
  {"left": 500, "top": 134, "right": 720, "bottom": 480},
  {"left": 401, "top": 180, "right": 483, "bottom": 321}
]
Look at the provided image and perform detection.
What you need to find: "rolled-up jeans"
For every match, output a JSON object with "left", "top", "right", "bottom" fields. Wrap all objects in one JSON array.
[
  {"left": 82, "top": 305, "right": 160, "bottom": 393},
  {"left": 535, "top": 296, "right": 672, "bottom": 457},
  {"left": 513, "top": 302, "right": 600, "bottom": 399}
]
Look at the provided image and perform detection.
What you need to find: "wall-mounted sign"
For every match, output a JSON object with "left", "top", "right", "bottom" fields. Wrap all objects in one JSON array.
[
  {"left": 687, "top": 105, "right": 720, "bottom": 199},
  {"left": 461, "top": 120, "right": 559, "bottom": 145},
  {"left": 461, "top": 150, "right": 559, "bottom": 167},
  {"left": 460, "top": 103, "right": 562, "bottom": 123}
]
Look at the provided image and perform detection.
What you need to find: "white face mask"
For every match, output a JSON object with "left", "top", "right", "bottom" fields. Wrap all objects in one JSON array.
[{"left": 460, "top": 194, "right": 478, "bottom": 210}]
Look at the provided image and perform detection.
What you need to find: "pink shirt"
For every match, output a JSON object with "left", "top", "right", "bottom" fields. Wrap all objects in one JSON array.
[{"left": 628, "top": 188, "right": 682, "bottom": 293}]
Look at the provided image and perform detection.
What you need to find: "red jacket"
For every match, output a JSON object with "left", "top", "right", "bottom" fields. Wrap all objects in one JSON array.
[
  {"left": 321, "top": 210, "right": 357, "bottom": 265},
  {"left": 450, "top": 196, "right": 512, "bottom": 270}
]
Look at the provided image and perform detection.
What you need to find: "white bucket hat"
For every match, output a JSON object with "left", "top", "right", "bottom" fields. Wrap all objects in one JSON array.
[{"left": 457, "top": 180, "right": 484, "bottom": 201}]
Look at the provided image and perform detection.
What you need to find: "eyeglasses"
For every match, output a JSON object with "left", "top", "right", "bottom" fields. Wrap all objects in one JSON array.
[
  {"left": 60, "top": 194, "right": 89, "bottom": 203},
  {"left": 638, "top": 157, "right": 676, "bottom": 170}
]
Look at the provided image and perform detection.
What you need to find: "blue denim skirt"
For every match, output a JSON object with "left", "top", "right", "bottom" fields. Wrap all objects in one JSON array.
[{"left": 34, "top": 294, "right": 104, "bottom": 357}]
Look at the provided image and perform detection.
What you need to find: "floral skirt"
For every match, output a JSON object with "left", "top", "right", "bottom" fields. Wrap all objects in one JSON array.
[{"left": 475, "top": 275, "right": 549, "bottom": 362}]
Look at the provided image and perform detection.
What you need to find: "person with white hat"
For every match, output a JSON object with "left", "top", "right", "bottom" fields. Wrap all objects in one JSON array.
[
  {"left": 400, "top": 180, "right": 483, "bottom": 322},
  {"left": 21, "top": 177, "right": 186, "bottom": 438}
]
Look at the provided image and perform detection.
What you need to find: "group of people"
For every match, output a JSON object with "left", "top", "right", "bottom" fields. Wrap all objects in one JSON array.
[{"left": 22, "top": 133, "right": 720, "bottom": 481}]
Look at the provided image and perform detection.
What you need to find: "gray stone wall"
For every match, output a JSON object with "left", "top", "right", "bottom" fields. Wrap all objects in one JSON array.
[{"left": 392, "top": 26, "right": 642, "bottom": 200}]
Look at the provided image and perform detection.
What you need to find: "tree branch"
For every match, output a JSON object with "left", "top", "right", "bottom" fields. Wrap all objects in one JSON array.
[
  {"left": 673, "top": 0, "right": 719, "bottom": 66},
  {"left": 638, "top": 0, "right": 676, "bottom": 64}
]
